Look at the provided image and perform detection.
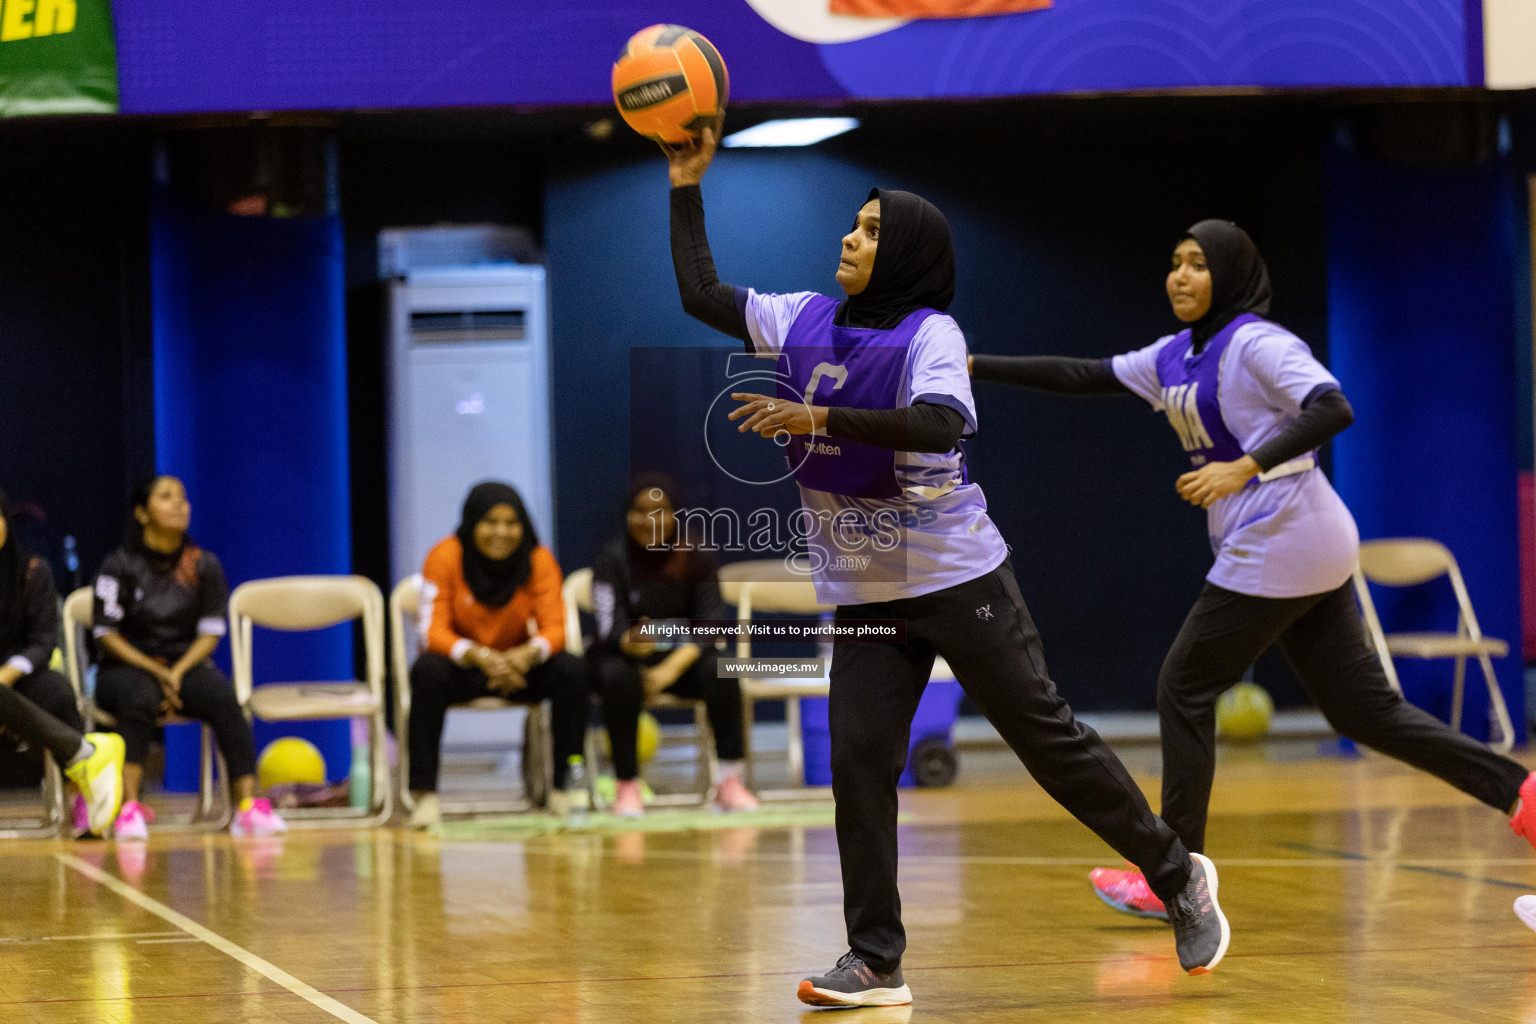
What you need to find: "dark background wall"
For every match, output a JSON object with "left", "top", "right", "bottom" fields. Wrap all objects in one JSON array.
[
  {"left": 0, "top": 123, "right": 154, "bottom": 589},
  {"left": 544, "top": 98, "right": 1331, "bottom": 710},
  {"left": 1329, "top": 122, "right": 1529, "bottom": 743}
]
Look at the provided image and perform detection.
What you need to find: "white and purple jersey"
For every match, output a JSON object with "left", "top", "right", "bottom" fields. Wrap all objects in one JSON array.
[
  {"left": 746, "top": 289, "right": 1008, "bottom": 606},
  {"left": 1111, "top": 315, "right": 1359, "bottom": 599}
]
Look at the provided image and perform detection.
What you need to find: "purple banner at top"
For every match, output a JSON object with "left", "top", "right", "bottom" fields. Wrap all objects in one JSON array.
[{"left": 112, "top": 0, "right": 1474, "bottom": 115}]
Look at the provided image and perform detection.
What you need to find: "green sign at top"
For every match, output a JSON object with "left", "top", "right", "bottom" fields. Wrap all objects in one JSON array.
[{"left": 0, "top": 0, "right": 118, "bottom": 115}]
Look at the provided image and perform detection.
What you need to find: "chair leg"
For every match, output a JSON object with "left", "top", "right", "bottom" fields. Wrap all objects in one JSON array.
[
  {"left": 1478, "top": 653, "right": 1517, "bottom": 755},
  {"left": 693, "top": 702, "right": 716, "bottom": 800},
  {"left": 369, "top": 710, "right": 394, "bottom": 825},
  {"left": 786, "top": 697, "right": 804, "bottom": 789},
  {"left": 397, "top": 702, "right": 415, "bottom": 814},
  {"left": 195, "top": 725, "right": 216, "bottom": 824},
  {"left": 741, "top": 697, "right": 757, "bottom": 793},
  {"left": 583, "top": 726, "right": 604, "bottom": 810},
  {"left": 1450, "top": 656, "right": 1467, "bottom": 733},
  {"left": 522, "top": 703, "right": 552, "bottom": 808},
  {"left": 43, "top": 753, "right": 65, "bottom": 834}
]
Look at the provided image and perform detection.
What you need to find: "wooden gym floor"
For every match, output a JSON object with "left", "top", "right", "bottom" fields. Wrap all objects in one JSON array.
[{"left": 3, "top": 739, "right": 1536, "bottom": 1023}]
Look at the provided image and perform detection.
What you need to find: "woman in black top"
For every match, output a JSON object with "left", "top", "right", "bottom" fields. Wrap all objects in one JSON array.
[
  {"left": 0, "top": 489, "right": 85, "bottom": 756},
  {"left": 589, "top": 475, "right": 758, "bottom": 816},
  {"left": 92, "top": 475, "right": 282, "bottom": 839},
  {"left": 0, "top": 488, "right": 125, "bottom": 834}
]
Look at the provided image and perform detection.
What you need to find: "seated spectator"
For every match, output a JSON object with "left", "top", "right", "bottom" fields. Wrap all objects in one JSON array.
[
  {"left": 92, "top": 475, "right": 285, "bottom": 839},
  {"left": 409, "top": 481, "right": 588, "bottom": 827},
  {"left": 589, "top": 475, "right": 758, "bottom": 816},
  {"left": 0, "top": 488, "right": 124, "bottom": 834}
]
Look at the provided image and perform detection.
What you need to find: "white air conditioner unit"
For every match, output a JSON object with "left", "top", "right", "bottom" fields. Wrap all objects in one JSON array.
[{"left": 387, "top": 264, "right": 555, "bottom": 586}]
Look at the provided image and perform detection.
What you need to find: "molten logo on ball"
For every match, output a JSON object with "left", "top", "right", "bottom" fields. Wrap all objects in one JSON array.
[{"left": 612, "top": 24, "right": 729, "bottom": 145}]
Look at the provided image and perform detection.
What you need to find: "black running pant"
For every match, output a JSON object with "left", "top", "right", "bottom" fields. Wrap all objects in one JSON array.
[
  {"left": 1159, "top": 581, "right": 1528, "bottom": 854},
  {"left": 832, "top": 560, "right": 1192, "bottom": 973},
  {"left": 95, "top": 662, "right": 258, "bottom": 779},
  {"left": 589, "top": 647, "right": 745, "bottom": 781},
  {"left": 408, "top": 651, "right": 589, "bottom": 791},
  {"left": 0, "top": 669, "right": 85, "bottom": 764}
]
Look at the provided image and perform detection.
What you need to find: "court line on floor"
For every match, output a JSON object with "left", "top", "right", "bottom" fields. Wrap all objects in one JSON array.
[
  {"left": 54, "top": 854, "right": 380, "bottom": 1024},
  {"left": 1276, "top": 842, "right": 1534, "bottom": 890},
  {"left": 0, "top": 930, "right": 183, "bottom": 944},
  {"left": 8, "top": 938, "right": 1533, "bottom": 1008}
]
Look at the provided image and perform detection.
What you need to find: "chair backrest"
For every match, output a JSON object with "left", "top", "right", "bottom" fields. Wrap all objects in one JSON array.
[
  {"left": 717, "top": 560, "right": 831, "bottom": 658},
  {"left": 389, "top": 575, "right": 423, "bottom": 717},
  {"left": 228, "top": 575, "right": 385, "bottom": 704},
  {"left": 562, "top": 568, "right": 593, "bottom": 657},
  {"left": 1357, "top": 538, "right": 1455, "bottom": 587},
  {"left": 60, "top": 586, "right": 94, "bottom": 700},
  {"left": 1355, "top": 536, "right": 1487, "bottom": 644}
]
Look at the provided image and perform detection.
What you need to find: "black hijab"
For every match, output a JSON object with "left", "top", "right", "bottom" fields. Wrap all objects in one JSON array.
[
  {"left": 126, "top": 474, "right": 190, "bottom": 574},
  {"left": 0, "top": 489, "right": 27, "bottom": 648},
  {"left": 456, "top": 481, "right": 537, "bottom": 609},
  {"left": 1184, "top": 219, "right": 1273, "bottom": 351},
  {"left": 837, "top": 187, "right": 956, "bottom": 331}
]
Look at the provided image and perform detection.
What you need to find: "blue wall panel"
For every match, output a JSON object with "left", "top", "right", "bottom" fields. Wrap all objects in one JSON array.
[
  {"left": 1329, "top": 145, "right": 1527, "bottom": 743},
  {"left": 152, "top": 194, "right": 353, "bottom": 786}
]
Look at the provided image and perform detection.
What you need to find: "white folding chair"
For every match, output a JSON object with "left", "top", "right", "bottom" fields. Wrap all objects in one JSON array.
[
  {"left": 391, "top": 575, "right": 551, "bottom": 817},
  {"left": 718, "top": 560, "right": 834, "bottom": 795},
  {"left": 229, "top": 575, "right": 391, "bottom": 826},
  {"left": 566, "top": 567, "right": 716, "bottom": 805},
  {"left": 1353, "top": 538, "right": 1515, "bottom": 753},
  {"left": 60, "top": 586, "right": 230, "bottom": 830}
]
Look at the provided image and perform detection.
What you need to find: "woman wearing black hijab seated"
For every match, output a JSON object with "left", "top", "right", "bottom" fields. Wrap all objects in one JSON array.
[
  {"left": 589, "top": 474, "right": 758, "bottom": 816},
  {"left": 409, "top": 482, "right": 589, "bottom": 827},
  {"left": 970, "top": 220, "right": 1535, "bottom": 920},
  {"left": 664, "top": 124, "right": 1229, "bottom": 1007}
]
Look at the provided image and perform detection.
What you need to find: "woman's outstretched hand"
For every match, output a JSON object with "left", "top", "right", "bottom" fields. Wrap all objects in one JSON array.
[
  {"left": 729, "top": 392, "right": 827, "bottom": 440},
  {"left": 666, "top": 117, "right": 723, "bottom": 188},
  {"left": 1176, "top": 456, "right": 1261, "bottom": 508}
]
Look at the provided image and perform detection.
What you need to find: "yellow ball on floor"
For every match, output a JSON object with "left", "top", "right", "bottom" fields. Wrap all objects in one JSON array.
[
  {"left": 1216, "top": 682, "right": 1274, "bottom": 741},
  {"left": 600, "top": 711, "right": 662, "bottom": 765},
  {"left": 257, "top": 737, "right": 327, "bottom": 788}
]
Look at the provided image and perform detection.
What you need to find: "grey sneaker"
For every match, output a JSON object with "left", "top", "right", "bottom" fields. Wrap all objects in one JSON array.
[
  {"left": 1167, "top": 852, "right": 1230, "bottom": 975},
  {"left": 798, "top": 951, "right": 912, "bottom": 1007}
]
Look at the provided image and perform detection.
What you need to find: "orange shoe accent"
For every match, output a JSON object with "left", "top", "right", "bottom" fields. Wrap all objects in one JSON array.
[{"left": 797, "top": 980, "right": 839, "bottom": 1006}]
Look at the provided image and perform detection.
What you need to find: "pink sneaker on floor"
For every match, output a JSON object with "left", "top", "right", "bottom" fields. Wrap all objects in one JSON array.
[
  {"left": 716, "top": 774, "right": 759, "bottom": 813},
  {"left": 232, "top": 798, "right": 288, "bottom": 838},
  {"left": 72, "top": 794, "right": 90, "bottom": 834},
  {"left": 113, "top": 801, "right": 154, "bottom": 841},
  {"left": 1090, "top": 865, "right": 1168, "bottom": 921},
  {"left": 611, "top": 779, "right": 645, "bottom": 818}
]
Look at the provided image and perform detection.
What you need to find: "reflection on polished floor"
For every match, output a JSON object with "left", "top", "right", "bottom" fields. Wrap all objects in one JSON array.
[{"left": 2, "top": 740, "right": 1535, "bottom": 1023}]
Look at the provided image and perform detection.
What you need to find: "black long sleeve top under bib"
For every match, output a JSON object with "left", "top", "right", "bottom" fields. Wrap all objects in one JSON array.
[{"left": 671, "top": 184, "right": 966, "bottom": 455}]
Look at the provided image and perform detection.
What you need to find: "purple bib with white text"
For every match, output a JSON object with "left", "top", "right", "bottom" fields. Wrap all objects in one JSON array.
[
  {"left": 1154, "top": 312, "right": 1263, "bottom": 468},
  {"left": 776, "top": 295, "right": 936, "bottom": 499}
]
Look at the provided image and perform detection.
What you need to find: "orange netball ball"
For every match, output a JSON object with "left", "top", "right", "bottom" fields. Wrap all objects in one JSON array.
[{"left": 612, "top": 24, "right": 729, "bottom": 145}]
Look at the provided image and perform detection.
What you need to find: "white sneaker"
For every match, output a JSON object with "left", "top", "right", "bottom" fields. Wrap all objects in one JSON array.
[
  {"left": 1515, "top": 895, "right": 1536, "bottom": 931},
  {"left": 409, "top": 792, "right": 441, "bottom": 829}
]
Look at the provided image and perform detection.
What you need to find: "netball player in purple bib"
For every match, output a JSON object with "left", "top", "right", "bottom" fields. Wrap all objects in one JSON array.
[
  {"left": 663, "top": 127, "right": 1229, "bottom": 1007},
  {"left": 971, "top": 220, "right": 1536, "bottom": 921}
]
